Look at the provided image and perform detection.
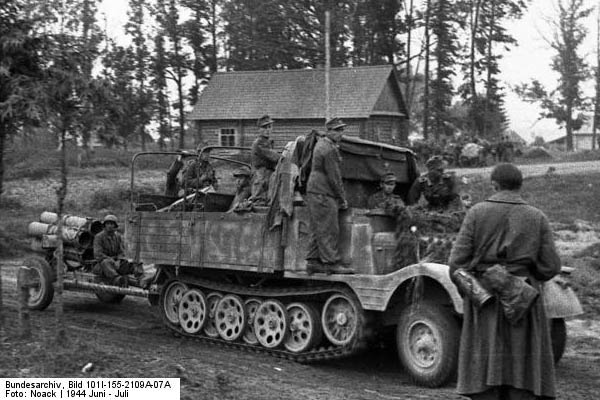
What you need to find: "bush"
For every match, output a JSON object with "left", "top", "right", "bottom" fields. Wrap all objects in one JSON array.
[
  {"left": 522, "top": 146, "right": 553, "bottom": 159},
  {"left": 88, "top": 186, "right": 131, "bottom": 211}
]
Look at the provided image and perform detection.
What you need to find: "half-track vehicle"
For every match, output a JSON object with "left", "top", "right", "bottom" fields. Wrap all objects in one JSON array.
[{"left": 23, "top": 135, "right": 582, "bottom": 387}]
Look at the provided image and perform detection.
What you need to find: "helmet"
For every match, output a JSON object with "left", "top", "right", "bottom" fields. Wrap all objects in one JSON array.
[{"left": 103, "top": 214, "right": 119, "bottom": 227}]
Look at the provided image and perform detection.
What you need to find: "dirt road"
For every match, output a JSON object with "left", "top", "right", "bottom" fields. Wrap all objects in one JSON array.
[
  {"left": 1, "top": 261, "right": 599, "bottom": 400},
  {"left": 451, "top": 160, "right": 600, "bottom": 178}
]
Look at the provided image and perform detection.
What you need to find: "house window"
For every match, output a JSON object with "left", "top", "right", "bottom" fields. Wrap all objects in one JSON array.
[{"left": 219, "top": 128, "right": 236, "bottom": 147}]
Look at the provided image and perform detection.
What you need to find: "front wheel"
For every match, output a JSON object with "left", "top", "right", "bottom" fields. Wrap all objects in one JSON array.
[
  {"left": 23, "top": 257, "right": 55, "bottom": 311},
  {"left": 396, "top": 302, "right": 460, "bottom": 388}
]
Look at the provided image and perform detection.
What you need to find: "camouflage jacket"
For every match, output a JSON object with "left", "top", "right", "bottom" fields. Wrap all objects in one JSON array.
[
  {"left": 93, "top": 230, "right": 125, "bottom": 261},
  {"left": 251, "top": 135, "right": 280, "bottom": 170},
  {"left": 367, "top": 190, "right": 405, "bottom": 213},
  {"left": 407, "top": 171, "right": 462, "bottom": 211},
  {"left": 182, "top": 160, "right": 216, "bottom": 190}
]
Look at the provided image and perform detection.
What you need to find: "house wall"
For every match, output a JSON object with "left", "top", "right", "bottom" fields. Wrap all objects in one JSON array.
[
  {"left": 195, "top": 118, "right": 368, "bottom": 150},
  {"left": 362, "top": 115, "right": 408, "bottom": 145}
]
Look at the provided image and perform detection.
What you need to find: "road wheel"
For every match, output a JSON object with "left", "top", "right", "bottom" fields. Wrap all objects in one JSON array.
[
  {"left": 396, "top": 302, "right": 459, "bottom": 388},
  {"left": 178, "top": 289, "right": 207, "bottom": 334},
  {"left": 285, "top": 302, "right": 322, "bottom": 353},
  {"left": 243, "top": 298, "right": 262, "bottom": 345},
  {"left": 321, "top": 293, "right": 362, "bottom": 346},
  {"left": 95, "top": 292, "right": 126, "bottom": 304},
  {"left": 160, "top": 281, "right": 188, "bottom": 325},
  {"left": 23, "top": 257, "right": 55, "bottom": 311},
  {"left": 254, "top": 300, "right": 288, "bottom": 348},
  {"left": 215, "top": 294, "right": 246, "bottom": 341},
  {"left": 203, "top": 292, "right": 223, "bottom": 338},
  {"left": 550, "top": 318, "right": 567, "bottom": 364}
]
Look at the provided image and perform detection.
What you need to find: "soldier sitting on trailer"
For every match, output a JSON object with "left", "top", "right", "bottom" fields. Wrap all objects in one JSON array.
[
  {"left": 93, "top": 215, "right": 141, "bottom": 287},
  {"left": 182, "top": 147, "right": 217, "bottom": 193},
  {"left": 228, "top": 166, "right": 253, "bottom": 212}
]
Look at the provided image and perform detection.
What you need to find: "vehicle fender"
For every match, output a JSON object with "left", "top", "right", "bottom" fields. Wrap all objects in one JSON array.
[
  {"left": 344, "top": 262, "right": 463, "bottom": 313},
  {"left": 543, "top": 276, "right": 583, "bottom": 319}
]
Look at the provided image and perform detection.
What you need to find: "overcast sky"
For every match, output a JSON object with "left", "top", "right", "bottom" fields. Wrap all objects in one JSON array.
[{"left": 98, "top": 0, "right": 598, "bottom": 143}]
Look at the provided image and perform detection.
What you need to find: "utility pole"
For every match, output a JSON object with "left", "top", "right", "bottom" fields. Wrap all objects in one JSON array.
[{"left": 325, "top": 6, "right": 331, "bottom": 122}]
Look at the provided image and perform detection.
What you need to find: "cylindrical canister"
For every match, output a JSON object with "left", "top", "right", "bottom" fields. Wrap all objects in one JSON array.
[
  {"left": 28, "top": 222, "right": 51, "bottom": 237},
  {"left": 40, "top": 212, "right": 89, "bottom": 230}
]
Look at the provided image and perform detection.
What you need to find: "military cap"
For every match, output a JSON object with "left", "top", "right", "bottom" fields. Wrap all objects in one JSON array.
[
  {"left": 257, "top": 115, "right": 274, "bottom": 128},
  {"left": 233, "top": 166, "right": 252, "bottom": 177},
  {"left": 325, "top": 117, "right": 347, "bottom": 131},
  {"left": 381, "top": 172, "right": 397, "bottom": 183},
  {"left": 103, "top": 214, "right": 119, "bottom": 227},
  {"left": 425, "top": 155, "right": 444, "bottom": 170}
]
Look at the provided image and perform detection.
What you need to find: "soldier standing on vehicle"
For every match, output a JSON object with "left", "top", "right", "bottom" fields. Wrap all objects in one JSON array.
[
  {"left": 305, "top": 117, "right": 352, "bottom": 275},
  {"left": 249, "top": 115, "right": 280, "bottom": 206},
  {"left": 182, "top": 147, "right": 217, "bottom": 192},
  {"left": 407, "top": 155, "right": 463, "bottom": 212},
  {"left": 228, "top": 166, "right": 253, "bottom": 212},
  {"left": 367, "top": 172, "right": 406, "bottom": 213},
  {"left": 449, "top": 163, "right": 560, "bottom": 400},
  {"left": 93, "top": 215, "right": 140, "bottom": 287}
]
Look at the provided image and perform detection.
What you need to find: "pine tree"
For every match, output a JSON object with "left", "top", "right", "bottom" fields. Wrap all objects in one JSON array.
[{"left": 516, "top": 0, "right": 592, "bottom": 151}]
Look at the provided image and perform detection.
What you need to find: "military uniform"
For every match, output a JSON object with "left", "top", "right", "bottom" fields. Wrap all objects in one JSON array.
[
  {"left": 228, "top": 166, "right": 252, "bottom": 212},
  {"left": 449, "top": 190, "right": 560, "bottom": 399},
  {"left": 182, "top": 158, "right": 216, "bottom": 191},
  {"left": 367, "top": 190, "right": 405, "bottom": 213},
  {"left": 306, "top": 122, "right": 347, "bottom": 268},
  {"left": 92, "top": 218, "right": 137, "bottom": 286},
  {"left": 250, "top": 115, "right": 280, "bottom": 205},
  {"left": 407, "top": 171, "right": 463, "bottom": 212}
]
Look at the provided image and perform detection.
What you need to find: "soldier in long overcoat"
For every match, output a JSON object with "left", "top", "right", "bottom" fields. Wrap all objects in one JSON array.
[
  {"left": 305, "top": 117, "right": 351, "bottom": 274},
  {"left": 449, "top": 163, "right": 560, "bottom": 400}
]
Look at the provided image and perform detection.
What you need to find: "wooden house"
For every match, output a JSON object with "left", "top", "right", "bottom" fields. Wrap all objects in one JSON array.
[{"left": 187, "top": 65, "right": 409, "bottom": 149}]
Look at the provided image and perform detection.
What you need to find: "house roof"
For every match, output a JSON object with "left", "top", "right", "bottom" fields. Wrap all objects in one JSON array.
[{"left": 188, "top": 65, "right": 407, "bottom": 121}]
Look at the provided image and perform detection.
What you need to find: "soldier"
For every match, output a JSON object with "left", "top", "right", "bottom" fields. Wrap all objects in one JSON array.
[
  {"left": 93, "top": 215, "right": 140, "bottom": 287},
  {"left": 305, "top": 117, "right": 352, "bottom": 275},
  {"left": 228, "top": 166, "right": 253, "bottom": 212},
  {"left": 449, "top": 163, "right": 560, "bottom": 399},
  {"left": 164, "top": 154, "right": 184, "bottom": 197},
  {"left": 249, "top": 115, "right": 280, "bottom": 205},
  {"left": 182, "top": 148, "right": 217, "bottom": 192},
  {"left": 407, "top": 155, "right": 463, "bottom": 212},
  {"left": 367, "top": 172, "right": 406, "bottom": 213}
]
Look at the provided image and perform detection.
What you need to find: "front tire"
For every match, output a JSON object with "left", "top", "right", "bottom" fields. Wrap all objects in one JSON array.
[
  {"left": 23, "top": 257, "right": 55, "bottom": 311},
  {"left": 396, "top": 302, "right": 460, "bottom": 387}
]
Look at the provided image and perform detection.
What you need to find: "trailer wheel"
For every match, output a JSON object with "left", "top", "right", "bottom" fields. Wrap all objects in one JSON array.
[
  {"left": 23, "top": 257, "right": 55, "bottom": 311},
  {"left": 396, "top": 302, "right": 459, "bottom": 387},
  {"left": 95, "top": 292, "right": 126, "bottom": 304},
  {"left": 550, "top": 318, "right": 566, "bottom": 364}
]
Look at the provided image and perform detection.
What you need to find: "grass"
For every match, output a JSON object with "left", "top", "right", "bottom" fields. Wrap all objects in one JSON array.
[{"left": 459, "top": 172, "right": 600, "bottom": 224}]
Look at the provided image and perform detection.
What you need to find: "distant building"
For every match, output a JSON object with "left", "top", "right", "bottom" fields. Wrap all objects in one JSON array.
[
  {"left": 546, "top": 130, "right": 599, "bottom": 151},
  {"left": 187, "top": 65, "right": 409, "bottom": 149}
]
